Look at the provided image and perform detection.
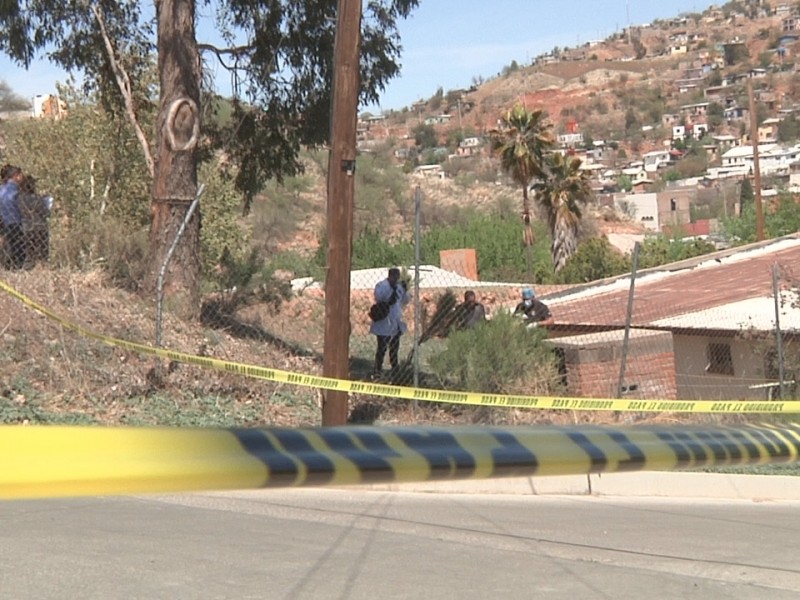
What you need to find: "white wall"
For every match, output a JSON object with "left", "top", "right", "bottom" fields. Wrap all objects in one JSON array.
[
  {"left": 673, "top": 335, "right": 777, "bottom": 400},
  {"left": 616, "top": 193, "right": 659, "bottom": 231}
]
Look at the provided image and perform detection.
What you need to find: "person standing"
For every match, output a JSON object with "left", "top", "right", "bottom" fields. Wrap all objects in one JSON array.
[
  {"left": 18, "top": 174, "right": 52, "bottom": 265},
  {"left": 370, "top": 267, "right": 410, "bottom": 376},
  {"left": 452, "top": 290, "right": 487, "bottom": 331},
  {"left": 513, "top": 287, "right": 554, "bottom": 328},
  {"left": 0, "top": 166, "right": 26, "bottom": 269}
]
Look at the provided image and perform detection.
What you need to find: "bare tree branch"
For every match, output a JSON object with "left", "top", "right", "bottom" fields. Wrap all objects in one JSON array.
[
  {"left": 198, "top": 43, "right": 253, "bottom": 57},
  {"left": 91, "top": 3, "right": 155, "bottom": 178}
]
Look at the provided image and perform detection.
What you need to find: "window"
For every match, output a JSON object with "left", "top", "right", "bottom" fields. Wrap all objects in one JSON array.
[
  {"left": 764, "top": 349, "right": 779, "bottom": 380},
  {"left": 706, "top": 342, "right": 734, "bottom": 375}
]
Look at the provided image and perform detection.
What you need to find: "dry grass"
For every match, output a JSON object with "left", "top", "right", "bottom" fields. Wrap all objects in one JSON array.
[
  {"left": 0, "top": 266, "right": 323, "bottom": 427},
  {"left": 0, "top": 265, "right": 766, "bottom": 430}
]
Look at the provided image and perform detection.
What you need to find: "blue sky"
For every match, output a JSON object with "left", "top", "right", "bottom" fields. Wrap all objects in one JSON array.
[{"left": 1, "top": 1, "right": 716, "bottom": 110}]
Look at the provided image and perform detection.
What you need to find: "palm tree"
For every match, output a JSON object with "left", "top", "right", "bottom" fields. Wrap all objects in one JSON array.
[
  {"left": 489, "top": 105, "right": 554, "bottom": 278},
  {"left": 533, "top": 152, "right": 593, "bottom": 272}
]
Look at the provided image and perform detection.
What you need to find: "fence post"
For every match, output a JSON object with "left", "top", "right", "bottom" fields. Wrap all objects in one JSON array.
[
  {"left": 413, "top": 186, "right": 422, "bottom": 397},
  {"left": 617, "top": 241, "right": 640, "bottom": 398},
  {"left": 155, "top": 183, "right": 204, "bottom": 348},
  {"left": 772, "top": 263, "right": 786, "bottom": 400}
]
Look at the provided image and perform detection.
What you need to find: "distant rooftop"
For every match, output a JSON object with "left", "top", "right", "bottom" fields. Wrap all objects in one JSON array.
[{"left": 291, "top": 265, "right": 530, "bottom": 292}]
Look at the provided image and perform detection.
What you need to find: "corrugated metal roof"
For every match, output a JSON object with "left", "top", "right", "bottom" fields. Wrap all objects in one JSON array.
[
  {"left": 652, "top": 294, "right": 800, "bottom": 332},
  {"left": 550, "top": 236, "right": 800, "bottom": 332},
  {"left": 293, "top": 265, "right": 539, "bottom": 292}
]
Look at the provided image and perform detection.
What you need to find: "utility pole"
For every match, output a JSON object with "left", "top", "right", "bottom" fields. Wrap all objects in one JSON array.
[
  {"left": 322, "top": 0, "right": 361, "bottom": 426},
  {"left": 748, "top": 81, "right": 765, "bottom": 241},
  {"left": 626, "top": 0, "right": 631, "bottom": 45}
]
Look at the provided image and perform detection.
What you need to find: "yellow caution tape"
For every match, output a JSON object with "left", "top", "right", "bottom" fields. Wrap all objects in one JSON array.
[
  {"left": 1, "top": 423, "right": 799, "bottom": 500},
  {"left": 1, "top": 279, "right": 799, "bottom": 414}
]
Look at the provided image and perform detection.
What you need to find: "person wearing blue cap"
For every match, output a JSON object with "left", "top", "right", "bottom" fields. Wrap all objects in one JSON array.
[{"left": 513, "top": 287, "right": 554, "bottom": 328}]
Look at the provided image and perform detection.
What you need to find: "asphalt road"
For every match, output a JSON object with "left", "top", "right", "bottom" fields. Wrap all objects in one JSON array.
[{"left": 1, "top": 489, "right": 799, "bottom": 599}]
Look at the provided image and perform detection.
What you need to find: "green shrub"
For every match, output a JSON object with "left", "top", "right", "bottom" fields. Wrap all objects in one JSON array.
[
  {"left": 269, "top": 250, "right": 324, "bottom": 280},
  {"left": 557, "top": 237, "right": 630, "bottom": 283},
  {"left": 428, "top": 312, "right": 561, "bottom": 394},
  {"left": 50, "top": 214, "right": 149, "bottom": 290}
]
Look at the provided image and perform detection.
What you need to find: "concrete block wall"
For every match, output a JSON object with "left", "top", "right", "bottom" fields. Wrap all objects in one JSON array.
[{"left": 551, "top": 329, "right": 678, "bottom": 400}]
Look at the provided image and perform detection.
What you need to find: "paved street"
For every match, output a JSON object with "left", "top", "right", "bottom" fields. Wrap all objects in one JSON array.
[{"left": 1, "top": 488, "right": 799, "bottom": 599}]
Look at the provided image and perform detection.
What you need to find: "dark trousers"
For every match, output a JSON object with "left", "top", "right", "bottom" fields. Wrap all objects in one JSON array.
[
  {"left": 3, "top": 223, "right": 25, "bottom": 270},
  {"left": 375, "top": 333, "right": 401, "bottom": 371},
  {"left": 24, "top": 228, "right": 49, "bottom": 264}
]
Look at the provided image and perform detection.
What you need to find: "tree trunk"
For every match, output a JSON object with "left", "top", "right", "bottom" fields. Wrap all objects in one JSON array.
[
  {"left": 146, "top": 0, "right": 201, "bottom": 315},
  {"left": 521, "top": 185, "right": 534, "bottom": 281}
]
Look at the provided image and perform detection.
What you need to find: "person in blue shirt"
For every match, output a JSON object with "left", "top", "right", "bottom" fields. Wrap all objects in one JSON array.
[
  {"left": 0, "top": 165, "right": 25, "bottom": 269},
  {"left": 18, "top": 174, "right": 52, "bottom": 265}
]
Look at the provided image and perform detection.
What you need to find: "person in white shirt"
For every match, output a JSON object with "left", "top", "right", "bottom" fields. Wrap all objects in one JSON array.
[{"left": 370, "top": 267, "right": 411, "bottom": 375}]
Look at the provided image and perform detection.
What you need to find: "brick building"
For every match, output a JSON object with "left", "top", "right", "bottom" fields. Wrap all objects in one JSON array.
[
  {"left": 544, "top": 235, "right": 800, "bottom": 401},
  {"left": 550, "top": 329, "right": 677, "bottom": 400}
]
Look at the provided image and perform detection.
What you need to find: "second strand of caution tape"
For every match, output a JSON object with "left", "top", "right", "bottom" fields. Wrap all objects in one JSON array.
[{"left": 1, "top": 278, "right": 798, "bottom": 414}]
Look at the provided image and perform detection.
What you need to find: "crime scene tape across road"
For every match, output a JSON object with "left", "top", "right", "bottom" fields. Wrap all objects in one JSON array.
[
  {"left": 2, "top": 423, "right": 799, "bottom": 500},
  {"left": 2, "top": 278, "right": 800, "bottom": 413}
]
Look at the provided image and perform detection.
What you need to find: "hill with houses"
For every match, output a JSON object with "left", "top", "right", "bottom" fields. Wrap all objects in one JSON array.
[{"left": 356, "top": 0, "right": 800, "bottom": 244}]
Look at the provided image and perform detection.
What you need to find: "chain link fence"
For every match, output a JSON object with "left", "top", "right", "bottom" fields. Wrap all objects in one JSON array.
[{"left": 1, "top": 198, "right": 799, "bottom": 427}]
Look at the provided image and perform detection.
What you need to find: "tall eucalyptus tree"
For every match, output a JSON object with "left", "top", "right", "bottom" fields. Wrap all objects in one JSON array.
[{"left": 0, "top": 0, "right": 418, "bottom": 306}]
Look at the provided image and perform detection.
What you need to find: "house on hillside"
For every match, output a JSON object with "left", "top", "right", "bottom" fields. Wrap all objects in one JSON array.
[
  {"left": 676, "top": 77, "right": 704, "bottom": 93},
  {"left": 412, "top": 164, "right": 444, "bottom": 179},
  {"left": 642, "top": 150, "right": 671, "bottom": 173},
  {"left": 662, "top": 113, "right": 681, "bottom": 128},
  {"left": 712, "top": 134, "right": 739, "bottom": 152},
  {"left": 721, "top": 143, "right": 800, "bottom": 177},
  {"left": 759, "top": 117, "right": 780, "bottom": 142},
  {"left": 546, "top": 236, "right": 800, "bottom": 401},
  {"left": 691, "top": 122, "right": 709, "bottom": 140},
  {"left": 614, "top": 192, "right": 657, "bottom": 230},
  {"left": 613, "top": 188, "right": 695, "bottom": 234},
  {"left": 724, "top": 105, "right": 749, "bottom": 122},
  {"left": 680, "top": 102, "right": 709, "bottom": 118},
  {"left": 720, "top": 143, "right": 777, "bottom": 172},
  {"left": 704, "top": 85, "right": 727, "bottom": 100},
  {"left": 670, "top": 43, "right": 688, "bottom": 55},
  {"left": 32, "top": 94, "right": 67, "bottom": 119},
  {"left": 457, "top": 136, "right": 482, "bottom": 157},
  {"left": 423, "top": 114, "right": 452, "bottom": 126}
]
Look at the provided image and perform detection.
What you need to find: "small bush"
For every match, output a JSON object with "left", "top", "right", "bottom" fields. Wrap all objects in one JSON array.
[
  {"left": 428, "top": 312, "right": 561, "bottom": 394},
  {"left": 50, "top": 214, "right": 149, "bottom": 290}
]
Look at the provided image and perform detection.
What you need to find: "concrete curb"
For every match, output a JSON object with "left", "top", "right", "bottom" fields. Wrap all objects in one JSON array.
[{"left": 358, "top": 472, "right": 800, "bottom": 501}]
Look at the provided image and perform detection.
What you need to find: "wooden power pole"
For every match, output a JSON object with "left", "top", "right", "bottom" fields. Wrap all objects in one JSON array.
[
  {"left": 322, "top": 0, "right": 362, "bottom": 426},
  {"left": 748, "top": 81, "right": 765, "bottom": 242}
]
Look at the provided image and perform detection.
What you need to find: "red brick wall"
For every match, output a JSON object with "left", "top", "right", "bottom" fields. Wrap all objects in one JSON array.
[{"left": 565, "top": 351, "right": 677, "bottom": 399}]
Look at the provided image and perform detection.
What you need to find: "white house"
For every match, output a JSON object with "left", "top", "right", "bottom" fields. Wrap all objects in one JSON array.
[
  {"left": 642, "top": 150, "right": 671, "bottom": 173},
  {"left": 720, "top": 143, "right": 778, "bottom": 172},
  {"left": 457, "top": 136, "right": 482, "bottom": 157},
  {"left": 614, "top": 192, "right": 659, "bottom": 230},
  {"left": 412, "top": 164, "right": 444, "bottom": 178},
  {"left": 692, "top": 123, "right": 709, "bottom": 140},
  {"left": 423, "top": 114, "right": 452, "bottom": 126}
]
